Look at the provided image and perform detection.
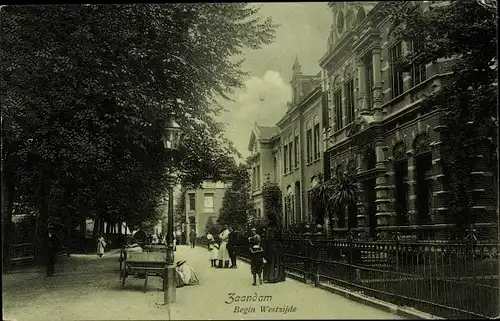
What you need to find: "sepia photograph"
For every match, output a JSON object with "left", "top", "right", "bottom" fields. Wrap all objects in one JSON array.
[{"left": 1, "top": 1, "right": 498, "bottom": 320}]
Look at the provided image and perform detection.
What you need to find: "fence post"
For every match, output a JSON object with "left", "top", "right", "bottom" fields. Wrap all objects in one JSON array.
[
  {"left": 302, "top": 226, "right": 312, "bottom": 283},
  {"left": 313, "top": 226, "right": 323, "bottom": 285}
]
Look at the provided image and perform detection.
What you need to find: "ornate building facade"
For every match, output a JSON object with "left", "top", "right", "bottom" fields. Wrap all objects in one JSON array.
[{"left": 320, "top": 1, "right": 497, "bottom": 240}]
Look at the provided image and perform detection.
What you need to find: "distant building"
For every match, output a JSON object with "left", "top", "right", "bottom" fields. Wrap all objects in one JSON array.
[
  {"left": 185, "top": 180, "right": 233, "bottom": 239},
  {"left": 247, "top": 124, "right": 281, "bottom": 218},
  {"left": 247, "top": 58, "right": 324, "bottom": 227}
]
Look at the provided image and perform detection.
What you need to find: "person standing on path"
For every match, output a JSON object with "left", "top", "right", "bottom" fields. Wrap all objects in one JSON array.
[
  {"left": 206, "top": 233, "right": 218, "bottom": 267},
  {"left": 97, "top": 234, "right": 106, "bottom": 257},
  {"left": 227, "top": 226, "right": 238, "bottom": 268},
  {"left": 264, "top": 226, "right": 286, "bottom": 283},
  {"left": 248, "top": 227, "right": 261, "bottom": 246},
  {"left": 250, "top": 244, "right": 265, "bottom": 286},
  {"left": 46, "top": 227, "right": 61, "bottom": 277},
  {"left": 189, "top": 229, "right": 196, "bottom": 248},
  {"left": 217, "top": 225, "right": 230, "bottom": 268},
  {"left": 176, "top": 229, "right": 182, "bottom": 245}
]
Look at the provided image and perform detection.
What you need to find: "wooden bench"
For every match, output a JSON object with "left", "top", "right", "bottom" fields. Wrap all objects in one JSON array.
[
  {"left": 121, "top": 251, "right": 167, "bottom": 292},
  {"left": 9, "top": 243, "right": 36, "bottom": 269}
]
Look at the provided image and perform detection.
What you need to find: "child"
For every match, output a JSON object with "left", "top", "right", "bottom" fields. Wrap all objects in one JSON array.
[
  {"left": 207, "top": 233, "right": 219, "bottom": 267},
  {"left": 250, "top": 244, "right": 266, "bottom": 286}
]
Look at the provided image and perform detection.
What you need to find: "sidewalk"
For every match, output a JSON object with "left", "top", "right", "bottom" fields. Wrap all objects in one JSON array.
[
  {"left": 2, "top": 246, "right": 404, "bottom": 320},
  {"left": 3, "top": 249, "right": 170, "bottom": 321},
  {"left": 170, "top": 246, "right": 403, "bottom": 320}
]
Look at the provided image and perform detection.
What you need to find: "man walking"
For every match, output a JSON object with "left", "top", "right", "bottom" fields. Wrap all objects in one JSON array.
[
  {"left": 46, "top": 227, "right": 60, "bottom": 277},
  {"left": 227, "top": 226, "right": 238, "bottom": 268},
  {"left": 189, "top": 229, "right": 196, "bottom": 248}
]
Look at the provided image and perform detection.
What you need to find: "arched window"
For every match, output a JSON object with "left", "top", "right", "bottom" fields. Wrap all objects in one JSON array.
[
  {"left": 285, "top": 185, "right": 293, "bottom": 226},
  {"left": 414, "top": 134, "right": 432, "bottom": 224},
  {"left": 364, "top": 147, "right": 376, "bottom": 170},
  {"left": 357, "top": 7, "right": 366, "bottom": 24},
  {"left": 393, "top": 142, "right": 409, "bottom": 225},
  {"left": 306, "top": 121, "right": 313, "bottom": 163},
  {"left": 295, "top": 181, "right": 301, "bottom": 221},
  {"left": 313, "top": 115, "right": 320, "bottom": 160}
]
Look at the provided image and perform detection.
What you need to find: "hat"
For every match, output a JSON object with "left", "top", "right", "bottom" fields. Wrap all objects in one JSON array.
[
  {"left": 176, "top": 260, "right": 187, "bottom": 267},
  {"left": 251, "top": 228, "right": 256, "bottom": 231},
  {"left": 252, "top": 245, "right": 260, "bottom": 249}
]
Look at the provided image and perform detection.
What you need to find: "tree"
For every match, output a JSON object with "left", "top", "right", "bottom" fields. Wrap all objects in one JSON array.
[
  {"left": 262, "top": 182, "right": 283, "bottom": 228},
  {"left": 174, "top": 187, "right": 187, "bottom": 230},
  {"left": 217, "top": 163, "right": 252, "bottom": 231},
  {"left": 204, "top": 217, "right": 219, "bottom": 236},
  {"left": 379, "top": 1, "right": 497, "bottom": 234},
  {"left": 1, "top": 4, "right": 277, "bottom": 262}
]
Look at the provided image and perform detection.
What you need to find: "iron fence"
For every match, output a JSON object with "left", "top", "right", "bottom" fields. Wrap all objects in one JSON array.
[
  {"left": 200, "top": 229, "right": 498, "bottom": 319},
  {"left": 281, "top": 235, "right": 499, "bottom": 319}
]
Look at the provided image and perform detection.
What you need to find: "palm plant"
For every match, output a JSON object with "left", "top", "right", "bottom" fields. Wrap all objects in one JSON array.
[
  {"left": 330, "top": 171, "right": 359, "bottom": 230},
  {"left": 309, "top": 173, "right": 336, "bottom": 233}
]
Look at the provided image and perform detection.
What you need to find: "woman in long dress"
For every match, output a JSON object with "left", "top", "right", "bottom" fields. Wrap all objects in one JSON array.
[
  {"left": 175, "top": 261, "right": 199, "bottom": 287},
  {"left": 97, "top": 235, "right": 106, "bottom": 257},
  {"left": 217, "top": 226, "right": 230, "bottom": 268},
  {"left": 264, "top": 226, "right": 286, "bottom": 283}
]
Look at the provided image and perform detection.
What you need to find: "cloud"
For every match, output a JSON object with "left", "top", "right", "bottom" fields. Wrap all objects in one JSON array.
[{"left": 219, "top": 70, "right": 292, "bottom": 158}]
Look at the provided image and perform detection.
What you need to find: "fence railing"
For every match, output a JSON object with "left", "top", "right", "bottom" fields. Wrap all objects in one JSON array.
[
  {"left": 197, "top": 231, "right": 498, "bottom": 319},
  {"left": 281, "top": 235, "right": 499, "bottom": 319}
]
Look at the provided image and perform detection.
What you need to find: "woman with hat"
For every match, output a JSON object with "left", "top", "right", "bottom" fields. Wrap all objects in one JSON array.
[{"left": 175, "top": 260, "right": 199, "bottom": 287}]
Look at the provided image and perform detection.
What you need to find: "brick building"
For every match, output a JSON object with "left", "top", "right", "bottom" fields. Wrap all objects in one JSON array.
[
  {"left": 184, "top": 180, "right": 232, "bottom": 239},
  {"left": 320, "top": 1, "right": 497, "bottom": 240}
]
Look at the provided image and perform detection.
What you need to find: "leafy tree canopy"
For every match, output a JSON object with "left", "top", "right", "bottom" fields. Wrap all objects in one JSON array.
[
  {"left": 1, "top": 4, "right": 277, "bottom": 257},
  {"left": 217, "top": 163, "right": 252, "bottom": 231}
]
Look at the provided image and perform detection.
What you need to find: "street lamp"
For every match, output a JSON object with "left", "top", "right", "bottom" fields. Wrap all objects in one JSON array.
[{"left": 161, "top": 112, "right": 183, "bottom": 305}]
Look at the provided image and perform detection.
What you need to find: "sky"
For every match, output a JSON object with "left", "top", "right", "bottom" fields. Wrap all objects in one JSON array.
[{"left": 217, "top": 2, "right": 333, "bottom": 160}]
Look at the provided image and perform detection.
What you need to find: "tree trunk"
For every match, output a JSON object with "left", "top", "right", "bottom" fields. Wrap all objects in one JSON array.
[
  {"left": 1, "top": 163, "right": 16, "bottom": 267},
  {"left": 35, "top": 179, "right": 49, "bottom": 267},
  {"left": 99, "top": 219, "right": 105, "bottom": 235},
  {"left": 80, "top": 217, "right": 86, "bottom": 252},
  {"left": 92, "top": 217, "right": 99, "bottom": 238}
]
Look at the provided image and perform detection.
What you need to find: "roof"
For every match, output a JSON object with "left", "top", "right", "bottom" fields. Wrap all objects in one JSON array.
[
  {"left": 247, "top": 123, "right": 280, "bottom": 151},
  {"left": 257, "top": 126, "right": 280, "bottom": 140}
]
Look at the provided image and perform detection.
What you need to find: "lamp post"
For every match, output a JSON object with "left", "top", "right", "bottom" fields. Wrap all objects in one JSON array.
[{"left": 161, "top": 112, "right": 183, "bottom": 305}]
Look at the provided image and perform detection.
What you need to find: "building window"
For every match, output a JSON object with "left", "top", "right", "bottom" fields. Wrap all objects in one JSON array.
[
  {"left": 256, "top": 165, "right": 260, "bottom": 188},
  {"left": 345, "top": 79, "right": 355, "bottom": 124},
  {"left": 390, "top": 42, "right": 404, "bottom": 98},
  {"left": 283, "top": 144, "right": 288, "bottom": 173},
  {"left": 313, "top": 123, "right": 320, "bottom": 160},
  {"left": 393, "top": 143, "right": 408, "bottom": 226},
  {"left": 410, "top": 41, "right": 427, "bottom": 87},
  {"left": 364, "top": 54, "right": 373, "bottom": 109},
  {"left": 322, "top": 92, "right": 329, "bottom": 128},
  {"left": 306, "top": 128, "right": 312, "bottom": 163},
  {"left": 294, "top": 135, "right": 299, "bottom": 168},
  {"left": 203, "top": 193, "right": 214, "bottom": 212},
  {"left": 288, "top": 136, "right": 293, "bottom": 172},
  {"left": 334, "top": 89, "right": 342, "bottom": 131},
  {"left": 188, "top": 193, "right": 196, "bottom": 211}
]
